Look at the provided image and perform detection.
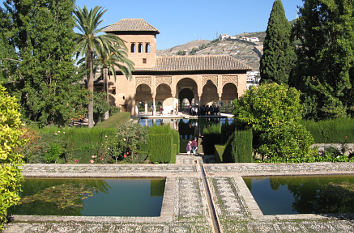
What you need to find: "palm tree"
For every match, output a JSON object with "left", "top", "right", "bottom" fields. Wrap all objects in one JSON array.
[
  {"left": 74, "top": 5, "right": 122, "bottom": 128},
  {"left": 97, "top": 43, "right": 134, "bottom": 119}
]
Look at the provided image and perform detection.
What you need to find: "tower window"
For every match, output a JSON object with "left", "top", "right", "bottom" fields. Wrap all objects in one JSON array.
[
  {"left": 138, "top": 43, "right": 143, "bottom": 53},
  {"left": 143, "top": 58, "right": 147, "bottom": 64},
  {"left": 130, "top": 43, "right": 135, "bottom": 53},
  {"left": 145, "top": 43, "right": 151, "bottom": 53}
]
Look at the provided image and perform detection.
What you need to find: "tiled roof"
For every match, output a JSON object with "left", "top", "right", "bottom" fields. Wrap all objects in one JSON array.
[
  {"left": 103, "top": 18, "right": 159, "bottom": 33},
  {"left": 148, "top": 55, "right": 251, "bottom": 72}
]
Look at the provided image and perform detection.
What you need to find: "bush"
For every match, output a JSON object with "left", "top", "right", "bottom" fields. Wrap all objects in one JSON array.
[
  {"left": 301, "top": 118, "right": 354, "bottom": 143},
  {"left": 233, "top": 83, "right": 315, "bottom": 160},
  {"left": 0, "top": 85, "right": 25, "bottom": 230},
  {"left": 258, "top": 122, "right": 316, "bottom": 161},
  {"left": 95, "top": 112, "right": 130, "bottom": 128},
  {"left": 232, "top": 130, "right": 253, "bottom": 163},
  {"left": 146, "top": 125, "right": 179, "bottom": 163}
]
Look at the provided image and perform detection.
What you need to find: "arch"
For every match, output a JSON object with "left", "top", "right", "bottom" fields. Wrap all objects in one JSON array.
[
  {"left": 145, "top": 43, "right": 151, "bottom": 53},
  {"left": 138, "top": 43, "right": 143, "bottom": 53},
  {"left": 130, "top": 43, "right": 135, "bottom": 53},
  {"left": 135, "top": 84, "right": 152, "bottom": 101},
  {"left": 221, "top": 83, "right": 238, "bottom": 101},
  {"left": 155, "top": 84, "right": 172, "bottom": 102},
  {"left": 201, "top": 80, "right": 218, "bottom": 105},
  {"left": 176, "top": 77, "right": 198, "bottom": 99}
]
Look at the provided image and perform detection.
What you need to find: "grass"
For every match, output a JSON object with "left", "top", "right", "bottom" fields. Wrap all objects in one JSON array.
[{"left": 95, "top": 112, "right": 130, "bottom": 128}]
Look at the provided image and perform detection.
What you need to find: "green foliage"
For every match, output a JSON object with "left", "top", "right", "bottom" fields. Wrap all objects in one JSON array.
[
  {"left": 0, "top": 85, "right": 24, "bottom": 230},
  {"left": 189, "top": 47, "right": 198, "bottom": 55},
  {"left": 93, "top": 92, "right": 110, "bottom": 123},
  {"left": 232, "top": 130, "right": 253, "bottom": 163},
  {"left": 44, "top": 143, "right": 64, "bottom": 164},
  {"left": 104, "top": 121, "right": 147, "bottom": 163},
  {"left": 258, "top": 122, "right": 316, "bottom": 161},
  {"left": 3, "top": 0, "right": 86, "bottom": 127},
  {"left": 233, "top": 83, "right": 302, "bottom": 133},
  {"left": 233, "top": 83, "right": 316, "bottom": 161},
  {"left": 146, "top": 125, "right": 179, "bottom": 163},
  {"left": 95, "top": 112, "right": 130, "bottom": 128},
  {"left": 291, "top": 0, "right": 353, "bottom": 119},
  {"left": 301, "top": 118, "right": 354, "bottom": 143},
  {"left": 176, "top": 50, "right": 186, "bottom": 55},
  {"left": 260, "top": 0, "right": 295, "bottom": 84}
]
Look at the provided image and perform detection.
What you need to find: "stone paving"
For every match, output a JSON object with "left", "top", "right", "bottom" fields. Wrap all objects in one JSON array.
[{"left": 4, "top": 158, "right": 354, "bottom": 233}]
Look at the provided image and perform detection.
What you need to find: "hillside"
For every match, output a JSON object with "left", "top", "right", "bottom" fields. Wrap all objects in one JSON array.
[{"left": 157, "top": 32, "right": 265, "bottom": 71}]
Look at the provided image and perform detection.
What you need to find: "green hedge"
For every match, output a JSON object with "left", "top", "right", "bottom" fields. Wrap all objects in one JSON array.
[
  {"left": 222, "top": 129, "right": 253, "bottom": 163},
  {"left": 232, "top": 130, "right": 253, "bottom": 163},
  {"left": 146, "top": 125, "right": 179, "bottom": 163},
  {"left": 301, "top": 118, "right": 354, "bottom": 143}
]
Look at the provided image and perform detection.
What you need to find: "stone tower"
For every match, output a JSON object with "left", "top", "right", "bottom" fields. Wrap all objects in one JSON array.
[{"left": 103, "top": 18, "right": 159, "bottom": 69}]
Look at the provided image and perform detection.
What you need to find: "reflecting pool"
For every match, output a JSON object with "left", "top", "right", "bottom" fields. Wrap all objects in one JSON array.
[
  {"left": 138, "top": 117, "right": 234, "bottom": 153},
  {"left": 243, "top": 175, "right": 354, "bottom": 215},
  {"left": 10, "top": 178, "right": 165, "bottom": 216}
]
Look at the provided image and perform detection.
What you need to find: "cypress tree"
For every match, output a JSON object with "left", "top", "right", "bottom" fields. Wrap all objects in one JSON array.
[
  {"left": 260, "top": 0, "right": 295, "bottom": 84},
  {"left": 291, "top": 0, "right": 353, "bottom": 119},
  {"left": 3, "top": 0, "right": 86, "bottom": 126}
]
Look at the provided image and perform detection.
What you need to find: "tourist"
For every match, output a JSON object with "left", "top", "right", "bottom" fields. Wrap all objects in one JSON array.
[
  {"left": 191, "top": 138, "right": 198, "bottom": 155},
  {"left": 186, "top": 141, "right": 192, "bottom": 155}
]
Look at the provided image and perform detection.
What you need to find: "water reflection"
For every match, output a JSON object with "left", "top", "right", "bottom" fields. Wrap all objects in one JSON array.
[
  {"left": 139, "top": 117, "right": 234, "bottom": 153},
  {"left": 244, "top": 176, "right": 354, "bottom": 215}
]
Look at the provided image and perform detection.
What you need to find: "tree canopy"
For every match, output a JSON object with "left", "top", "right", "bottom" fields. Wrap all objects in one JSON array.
[
  {"left": 291, "top": 0, "right": 353, "bottom": 119},
  {"left": 260, "top": 0, "right": 295, "bottom": 84}
]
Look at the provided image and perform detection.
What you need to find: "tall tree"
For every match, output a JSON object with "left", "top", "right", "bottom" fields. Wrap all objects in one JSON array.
[
  {"left": 3, "top": 0, "right": 85, "bottom": 126},
  {"left": 291, "top": 0, "right": 353, "bottom": 119},
  {"left": 260, "top": 0, "right": 295, "bottom": 84},
  {"left": 97, "top": 44, "right": 134, "bottom": 119},
  {"left": 74, "top": 6, "right": 125, "bottom": 128}
]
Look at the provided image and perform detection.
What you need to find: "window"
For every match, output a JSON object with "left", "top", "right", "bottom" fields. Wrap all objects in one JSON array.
[
  {"left": 143, "top": 58, "right": 147, "bottom": 64},
  {"left": 145, "top": 43, "right": 151, "bottom": 53},
  {"left": 138, "top": 43, "right": 143, "bottom": 53},
  {"left": 130, "top": 43, "right": 135, "bottom": 53}
]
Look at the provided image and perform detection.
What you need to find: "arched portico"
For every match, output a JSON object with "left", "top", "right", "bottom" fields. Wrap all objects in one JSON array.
[
  {"left": 221, "top": 83, "right": 238, "bottom": 112},
  {"left": 201, "top": 80, "right": 218, "bottom": 106},
  {"left": 135, "top": 84, "right": 153, "bottom": 114}
]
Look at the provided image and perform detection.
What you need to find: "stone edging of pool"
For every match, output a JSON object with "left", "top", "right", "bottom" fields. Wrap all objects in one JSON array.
[
  {"left": 12, "top": 162, "right": 354, "bottom": 228},
  {"left": 204, "top": 162, "right": 354, "bottom": 222}
]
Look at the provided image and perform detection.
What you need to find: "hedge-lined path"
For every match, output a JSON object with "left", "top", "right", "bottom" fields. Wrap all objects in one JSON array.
[{"left": 4, "top": 162, "right": 354, "bottom": 233}]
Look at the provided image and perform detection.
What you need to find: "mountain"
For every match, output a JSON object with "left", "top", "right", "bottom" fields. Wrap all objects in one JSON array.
[{"left": 157, "top": 32, "right": 266, "bottom": 71}]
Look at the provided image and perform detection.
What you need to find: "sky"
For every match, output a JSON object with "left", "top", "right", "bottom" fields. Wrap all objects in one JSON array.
[{"left": 75, "top": 0, "right": 304, "bottom": 50}]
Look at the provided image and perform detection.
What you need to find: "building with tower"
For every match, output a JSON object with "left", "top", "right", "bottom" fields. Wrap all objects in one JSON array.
[{"left": 103, "top": 18, "right": 251, "bottom": 115}]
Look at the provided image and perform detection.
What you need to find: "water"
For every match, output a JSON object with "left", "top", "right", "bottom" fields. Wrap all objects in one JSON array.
[
  {"left": 243, "top": 175, "right": 354, "bottom": 215},
  {"left": 10, "top": 178, "right": 165, "bottom": 216},
  {"left": 138, "top": 117, "right": 234, "bottom": 153}
]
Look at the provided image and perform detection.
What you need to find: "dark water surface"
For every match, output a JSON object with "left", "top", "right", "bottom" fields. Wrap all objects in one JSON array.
[
  {"left": 243, "top": 175, "right": 354, "bottom": 215},
  {"left": 10, "top": 178, "right": 165, "bottom": 216}
]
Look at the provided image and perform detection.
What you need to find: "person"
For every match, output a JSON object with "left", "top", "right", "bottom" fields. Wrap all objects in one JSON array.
[
  {"left": 191, "top": 138, "right": 198, "bottom": 155},
  {"left": 186, "top": 141, "right": 192, "bottom": 155}
]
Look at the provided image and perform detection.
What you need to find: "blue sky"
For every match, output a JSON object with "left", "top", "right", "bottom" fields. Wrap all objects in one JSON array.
[{"left": 75, "top": 0, "right": 303, "bottom": 50}]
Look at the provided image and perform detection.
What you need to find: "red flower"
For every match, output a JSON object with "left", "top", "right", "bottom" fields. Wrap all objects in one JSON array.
[
  {"left": 124, "top": 154, "right": 127, "bottom": 158},
  {"left": 126, "top": 152, "right": 129, "bottom": 155}
]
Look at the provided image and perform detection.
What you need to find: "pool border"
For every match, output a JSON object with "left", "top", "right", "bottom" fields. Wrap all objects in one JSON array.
[{"left": 11, "top": 176, "right": 176, "bottom": 223}]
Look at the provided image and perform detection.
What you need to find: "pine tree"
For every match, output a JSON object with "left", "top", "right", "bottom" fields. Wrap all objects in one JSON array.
[
  {"left": 260, "top": 0, "right": 295, "bottom": 84},
  {"left": 291, "top": 0, "right": 353, "bottom": 119},
  {"left": 3, "top": 0, "right": 86, "bottom": 126}
]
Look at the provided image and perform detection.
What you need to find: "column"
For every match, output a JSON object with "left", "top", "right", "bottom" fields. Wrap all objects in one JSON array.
[
  {"left": 144, "top": 102, "right": 148, "bottom": 115},
  {"left": 152, "top": 98, "right": 156, "bottom": 116}
]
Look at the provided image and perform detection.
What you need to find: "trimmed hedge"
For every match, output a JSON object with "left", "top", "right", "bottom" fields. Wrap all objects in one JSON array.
[
  {"left": 146, "top": 125, "right": 179, "bottom": 163},
  {"left": 301, "top": 118, "right": 354, "bottom": 143},
  {"left": 222, "top": 129, "right": 253, "bottom": 163},
  {"left": 232, "top": 130, "right": 253, "bottom": 163}
]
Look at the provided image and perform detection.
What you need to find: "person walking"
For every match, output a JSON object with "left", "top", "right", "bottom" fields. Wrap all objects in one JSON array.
[{"left": 186, "top": 141, "right": 192, "bottom": 155}]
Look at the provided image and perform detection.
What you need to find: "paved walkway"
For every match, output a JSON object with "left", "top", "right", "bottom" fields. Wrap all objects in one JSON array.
[{"left": 4, "top": 157, "right": 354, "bottom": 233}]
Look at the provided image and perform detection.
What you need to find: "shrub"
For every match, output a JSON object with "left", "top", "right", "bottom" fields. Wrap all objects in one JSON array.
[
  {"left": 233, "top": 83, "right": 315, "bottom": 160},
  {"left": 146, "top": 125, "right": 179, "bottom": 163},
  {"left": 232, "top": 130, "right": 253, "bottom": 163},
  {"left": 0, "top": 85, "right": 25, "bottom": 230},
  {"left": 301, "top": 118, "right": 354, "bottom": 143},
  {"left": 258, "top": 122, "right": 316, "bottom": 161}
]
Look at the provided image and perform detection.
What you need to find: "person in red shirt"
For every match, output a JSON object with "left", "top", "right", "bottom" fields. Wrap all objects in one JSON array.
[{"left": 191, "top": 138, "right": 198, "bottom": 155}]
